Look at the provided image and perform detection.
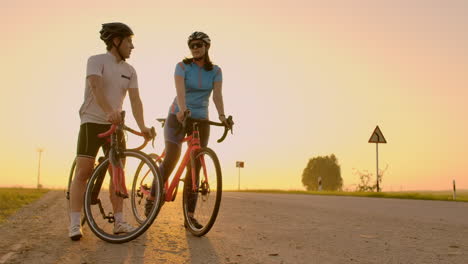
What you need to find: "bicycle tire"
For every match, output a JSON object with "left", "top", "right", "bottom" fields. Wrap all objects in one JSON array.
[
  {"left": 84, "top": 150, "right": 163, "bottom": 243},
  {"left": 183, "top": 147, "right": 222, "bottom": 236},
  {"left": 130, "top": 153, "right": 163, "bottom": 224},
  {"left": 66, "top": 158, "right": 86, "bottom": 226}
]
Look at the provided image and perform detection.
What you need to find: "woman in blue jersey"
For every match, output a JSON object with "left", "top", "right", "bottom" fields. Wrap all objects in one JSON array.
[{"left": 147, "top": 32, "right": 231, "bottom": 226}]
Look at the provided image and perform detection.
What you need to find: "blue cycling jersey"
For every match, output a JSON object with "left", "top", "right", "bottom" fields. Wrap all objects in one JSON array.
[{"left": 169, "top": 61, "right": 222, "bottom": 119}]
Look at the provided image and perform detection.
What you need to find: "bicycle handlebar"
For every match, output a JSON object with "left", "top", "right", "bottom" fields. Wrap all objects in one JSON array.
[
  {"left": 97, "top": 111, "right": 156, "bottom": 151},
  {"left": 177, "top": 112, "right": 234, "bottom": 143}
]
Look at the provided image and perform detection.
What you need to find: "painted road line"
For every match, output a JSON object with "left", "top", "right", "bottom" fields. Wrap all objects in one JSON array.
[{"left": 0, "top": 242, "right": 24, "bottom": 264}]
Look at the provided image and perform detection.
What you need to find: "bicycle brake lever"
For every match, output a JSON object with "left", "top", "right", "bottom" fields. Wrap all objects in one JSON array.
[
  {"left": 150, "top": 127, "right": 156, "bottom": 148},
  {"left": 227, "top": 116, "right": 234, "bottom": 134}
]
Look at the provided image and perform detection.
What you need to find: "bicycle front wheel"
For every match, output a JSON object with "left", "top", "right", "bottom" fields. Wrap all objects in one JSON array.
[
  {"left": 131, "top": 153, "right": 163, "bottom": 224},
  {"left": 183, "top": 147, "right": 222, "bottom": 236},
  {"left": 84, "top": 150, "right": 163, "bottom": 243}
]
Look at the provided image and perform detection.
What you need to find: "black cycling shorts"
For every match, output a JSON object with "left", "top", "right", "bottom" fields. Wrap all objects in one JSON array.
[{"left": 76, "top": 123, "right": 126, "bottom": 159}]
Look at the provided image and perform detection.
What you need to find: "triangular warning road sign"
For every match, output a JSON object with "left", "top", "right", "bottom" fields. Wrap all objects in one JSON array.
[{"left": 368, "top": 126, "right": 387, "bottom": 143}]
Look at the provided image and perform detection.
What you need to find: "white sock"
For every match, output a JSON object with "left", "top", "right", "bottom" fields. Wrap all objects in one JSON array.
[
  {"left": 70, "top": 212, "right": 81, "bottom": 227},
  {"left": 114, "top": 212, "right": 124, "bottom": 224}
]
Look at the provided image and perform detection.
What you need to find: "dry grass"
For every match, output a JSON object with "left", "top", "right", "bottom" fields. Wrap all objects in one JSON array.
[
  {"left": 227, "top": 189, "right": 468, "bottom": 202},
  {"left": 0, "top": 188, "right": 49, "bottom": 222}
]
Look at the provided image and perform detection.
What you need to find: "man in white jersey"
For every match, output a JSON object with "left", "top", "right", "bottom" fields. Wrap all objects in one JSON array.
[{"left": 69, "top": 22, "right": 153, "bottom": 240}]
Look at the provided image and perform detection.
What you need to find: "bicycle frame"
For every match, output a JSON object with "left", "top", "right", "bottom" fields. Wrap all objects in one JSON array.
[
  {"left": 90, "top": 120, "right": 153, "bottom": 200},
  {"left": 137, "top": 115, "right": 232, "bottom": 203},
  {"left": 165, "top": 127, "right": 206, "bottom": 202},
  {"left": 138, "top": 125, "right": 207, "bottom": 202}
]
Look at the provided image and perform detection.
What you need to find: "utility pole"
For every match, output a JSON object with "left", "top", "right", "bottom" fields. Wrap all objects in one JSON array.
[{"left": 37, "top": 148, "right": 44, "bottom": 189}]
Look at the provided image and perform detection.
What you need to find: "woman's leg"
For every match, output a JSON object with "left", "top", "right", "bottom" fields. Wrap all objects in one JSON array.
[{"left": 150, "top": 114, "right": 183, "bottom": 198}]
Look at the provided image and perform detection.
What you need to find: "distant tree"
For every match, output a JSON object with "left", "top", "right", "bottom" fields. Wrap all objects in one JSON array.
[{"left": 302, "top": 154, "right": 343, "bottom": 191}]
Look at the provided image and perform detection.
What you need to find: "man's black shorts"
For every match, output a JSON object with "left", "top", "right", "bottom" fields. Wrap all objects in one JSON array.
[{"left": 76, "top": 123, "right": 126, "bottom": 159}]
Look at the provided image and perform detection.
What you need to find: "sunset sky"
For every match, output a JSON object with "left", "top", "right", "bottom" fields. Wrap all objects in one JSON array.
[{"left": 1, "top": 0, "right": 467, "bottom": 191}]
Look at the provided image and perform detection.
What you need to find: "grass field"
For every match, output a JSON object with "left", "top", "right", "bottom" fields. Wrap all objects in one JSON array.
[
  {"left": 228, "top": 189, "right": 468, "bottom": 202},
  {"left": 0, "top": 188, "right": 49, "bottom": 223}
]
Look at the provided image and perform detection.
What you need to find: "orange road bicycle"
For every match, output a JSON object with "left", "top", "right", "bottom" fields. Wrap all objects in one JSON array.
[
  {"left": 67, "top": 112, "right": 164, "bottom": 243},
  {"left": 131, "top": 113, "right": 233, "bottom": 236}
]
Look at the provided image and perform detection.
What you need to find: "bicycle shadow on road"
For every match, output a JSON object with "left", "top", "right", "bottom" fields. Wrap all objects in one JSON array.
[{"left": 185, "top": 230, "right": 221, "bottom": 264}]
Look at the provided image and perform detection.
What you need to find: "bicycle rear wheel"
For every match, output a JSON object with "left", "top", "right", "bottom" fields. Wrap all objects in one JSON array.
[
  {"left": 183, "top": 147, "right": 222, "bottom": 236},
  {"left": 66, "top": 158, "right": 86, "bottom": 226},
  {"left": 84, "top": 150, "right": 163, "bottom": 243}
]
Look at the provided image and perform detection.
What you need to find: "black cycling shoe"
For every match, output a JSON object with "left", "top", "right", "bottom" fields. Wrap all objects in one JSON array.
[
  {"left": 145, "top": 191, "right": 166, "bottom": 217},
  {"left": 185, "top": 216, "right": 203, "bottom": 229},
  {"left": 144, "top": 198, "right": 154, "bottom": 217}
]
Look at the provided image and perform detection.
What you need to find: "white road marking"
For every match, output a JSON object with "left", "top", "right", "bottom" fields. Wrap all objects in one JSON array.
[{"left": 0, "top": 241, "right": 24, "bottom": 264}]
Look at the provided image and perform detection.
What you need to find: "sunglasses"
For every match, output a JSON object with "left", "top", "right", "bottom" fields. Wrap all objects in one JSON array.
[{"left": 189, "top": 42, "right": 205, "bottom": 49}]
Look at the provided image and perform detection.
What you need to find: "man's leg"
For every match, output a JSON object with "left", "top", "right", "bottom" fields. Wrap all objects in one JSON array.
[
  {"left": 70, "top": 122, "right": 110, "bottom": 240},
  {"left": 70, "top": 157, "right": 95, "bottom": 212},
  {"left": 69, "top": 156, "right": 94, "bottom": 240}
]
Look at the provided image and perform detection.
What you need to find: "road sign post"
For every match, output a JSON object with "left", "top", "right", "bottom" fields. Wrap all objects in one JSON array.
[
  {"left": 236, "top": 161, "right": 244, "bottom": 191},
  {"left": 368, "top": 126, "right": 387, "bottom": 192}
]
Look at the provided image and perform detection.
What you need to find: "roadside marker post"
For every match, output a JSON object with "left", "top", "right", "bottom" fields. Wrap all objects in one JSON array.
[{"left": 453, "top": 180, "right": 456, "bottom": 200}]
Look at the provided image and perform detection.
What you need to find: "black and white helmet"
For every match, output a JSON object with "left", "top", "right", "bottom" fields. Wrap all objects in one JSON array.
[
  {"left": 100, "top": 22, "right": 134, "bottom": 42},
  {"left": 188, "top": 31, "right": 211, "bottom": 46}
]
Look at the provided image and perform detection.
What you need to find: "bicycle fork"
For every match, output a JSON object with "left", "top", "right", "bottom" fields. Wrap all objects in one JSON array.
[{"left": 90, "top": 163, "right": 115, "bottom": 223}]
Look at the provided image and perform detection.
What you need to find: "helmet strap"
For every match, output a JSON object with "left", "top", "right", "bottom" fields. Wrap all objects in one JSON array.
[{"left": 113, "top": 38, "right": 125, "bottom": 62}]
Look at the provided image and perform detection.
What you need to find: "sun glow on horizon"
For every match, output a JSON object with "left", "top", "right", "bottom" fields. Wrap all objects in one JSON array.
[{"left": 1, "top": 0, "right": 467, "bottom": 191}]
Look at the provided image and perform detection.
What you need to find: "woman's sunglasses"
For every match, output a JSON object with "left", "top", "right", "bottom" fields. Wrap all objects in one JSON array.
[{"left": 189, "top": 42, "right": 205, "bottom": 50}]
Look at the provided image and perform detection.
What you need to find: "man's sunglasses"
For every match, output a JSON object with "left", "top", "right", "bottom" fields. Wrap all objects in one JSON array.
[{"left": 189, "top": 42, "right": 205, "bottom": 49}]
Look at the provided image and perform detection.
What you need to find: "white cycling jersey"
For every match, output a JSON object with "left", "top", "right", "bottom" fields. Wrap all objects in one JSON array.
[{"left": 79, "top": 52, "right": 138, "bottom": 124}]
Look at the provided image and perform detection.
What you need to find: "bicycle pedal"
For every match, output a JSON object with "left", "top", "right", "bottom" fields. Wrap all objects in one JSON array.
[
  {"left": 107, "top": 212, "right": 115, "bottom": 223},
  {"left": 91, "top": 198, "right": 101, "bottom": 205}
]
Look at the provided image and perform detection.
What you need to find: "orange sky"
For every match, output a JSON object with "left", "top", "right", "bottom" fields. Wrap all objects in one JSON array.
[{"left": 1, "top": 0, "right": 467, "bottom": 191}]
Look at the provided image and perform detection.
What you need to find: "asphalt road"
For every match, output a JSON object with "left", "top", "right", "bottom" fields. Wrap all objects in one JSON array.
[{"left": 0, "top": 191, "right": 467, "bottom": 263}]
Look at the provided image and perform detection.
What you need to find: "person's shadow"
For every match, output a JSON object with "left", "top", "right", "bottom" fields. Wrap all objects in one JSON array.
[
  {"left": 76, "top": 231, "right": 149, "bottom": 264},
  {"left": 185, "top": 229, "right": 221, "bottom": 264}
]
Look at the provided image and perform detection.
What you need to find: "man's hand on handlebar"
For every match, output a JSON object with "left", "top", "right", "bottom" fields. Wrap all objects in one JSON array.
[
  {"left": 140, "top": 126, "right": 156, "bottom": 141},
  {"left": 107, "top": 110, "right": 123, "bottom": 124}
]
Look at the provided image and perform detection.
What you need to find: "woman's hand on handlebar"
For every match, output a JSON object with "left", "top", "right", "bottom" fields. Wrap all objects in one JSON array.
[
  {"left": 219, "top": 114, "right": 234, "bottom": 131},
  {"left": 176, "top": 109, "right": 191, "bottom": 123}
]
